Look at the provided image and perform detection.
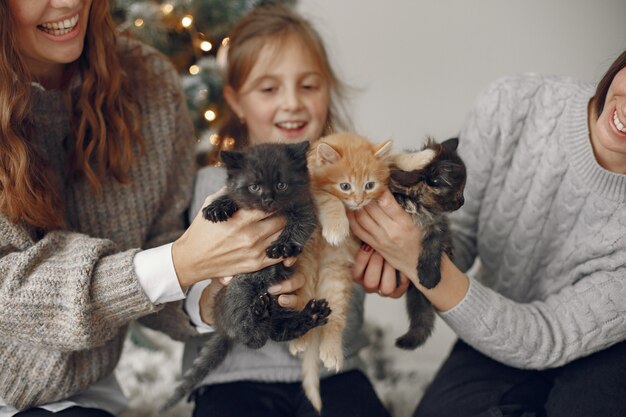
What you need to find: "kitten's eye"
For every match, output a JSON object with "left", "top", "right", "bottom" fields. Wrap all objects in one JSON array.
[
  {"left": 339, "top": 183, "right": 351, "bottom": 191},
  {"left": 248, "top": 184, "right": 260, "bottom": 192},
  {"left": 276, "top": 182, "right": 288, "bottom": 191},
  {"left": 426, "top": 177, "right": 441, "bottom": 187},
  {"left": 364, "top": 181, "right": 376, "bottom": 191}
]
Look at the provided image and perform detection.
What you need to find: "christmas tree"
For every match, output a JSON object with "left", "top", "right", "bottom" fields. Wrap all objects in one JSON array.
[{"left": 112, "top": 0, "right": 296, "bottom": 164}]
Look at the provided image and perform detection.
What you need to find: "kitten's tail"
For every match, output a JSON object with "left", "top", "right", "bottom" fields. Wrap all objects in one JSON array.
[
  {"left": 162, "top": 333, "right": 232, "bottom": 410},
  {"left": 302, "top": 330, "right": 322, "bottom": 413}
]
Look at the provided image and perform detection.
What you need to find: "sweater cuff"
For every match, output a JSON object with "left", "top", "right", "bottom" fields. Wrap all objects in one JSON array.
[
  {"left": 438, "top": 277, "right": 495, "bottom": 335},
  {"left": 133, "top": 243, "right": 185, "bottom": 304}
]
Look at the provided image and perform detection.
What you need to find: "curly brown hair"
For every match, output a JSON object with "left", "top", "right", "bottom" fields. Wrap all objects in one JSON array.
[{"left": 0, "top": 2, "right": 145, "bottom": 230}]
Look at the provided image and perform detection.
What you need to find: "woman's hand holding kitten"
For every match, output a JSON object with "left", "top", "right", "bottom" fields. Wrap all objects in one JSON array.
[{"left": 349, "top": 189, "right": 422, "bottom": 283}]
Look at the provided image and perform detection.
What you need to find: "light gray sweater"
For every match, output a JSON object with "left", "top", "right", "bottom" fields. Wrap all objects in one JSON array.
[
  {"left": 0, "top": 39, "right": 198, "bottom": 409},
  {"left": 443, "top": 74, "right": 626, "bottom": 369}
]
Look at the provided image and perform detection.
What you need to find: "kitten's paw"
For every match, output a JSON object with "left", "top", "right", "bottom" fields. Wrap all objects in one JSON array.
[
  {"left": 319, "top": 339, "right": 344, "bottom": 372},
  {"left": 417, "top": 263, "right": 441, "bottom": 289},
  {"left": 322, "top": 218, "right": 350, "bottom": 246},
  {"left": 395, "top": 332, "right": 429, "bottom": 350},
  {"left": 266, "top": 241, "right": 303, "bottom": 259},
  {"left": 303, "top": 298, "right": 331, "bottom": 328},
  {"left": 202, "top": 201, "right": 237, "bottom": 223},
  {"left": 251, "top": 292, "right": 271, "bottom": 319}
]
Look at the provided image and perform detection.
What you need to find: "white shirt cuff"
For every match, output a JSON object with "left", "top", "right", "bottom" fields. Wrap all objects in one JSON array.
[
  {"left": 133, "top": 243, "right": 185, "bottom": 305},
  {"left": 185, "top": 280, "right": 215, "bottom": 333}
]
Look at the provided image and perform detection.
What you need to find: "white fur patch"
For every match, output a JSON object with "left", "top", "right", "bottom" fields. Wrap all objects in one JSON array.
[{"left": 393, "top": 149, "right": 436, "bottom": 171}]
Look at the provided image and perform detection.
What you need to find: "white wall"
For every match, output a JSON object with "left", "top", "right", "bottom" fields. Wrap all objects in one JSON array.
[{"left": 296, "top": 0, "right": 626, "bottom": 365}]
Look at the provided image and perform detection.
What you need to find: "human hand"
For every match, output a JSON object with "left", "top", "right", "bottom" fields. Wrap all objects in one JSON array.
[
  {"left": 352, "top": 242, "right": 410, "bottom": 298},
  {"left": 198, "top": 270, "right": 306, "bottom": 325},
  {"left": 172, "top": 191, "right": 289, "bottom": 288},
  {"left": 348, "top": 189, "right": 422, "bottom": 286}
]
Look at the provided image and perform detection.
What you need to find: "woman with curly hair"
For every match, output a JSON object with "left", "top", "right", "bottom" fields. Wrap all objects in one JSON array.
[{"left": 0, "top": 1, "right": 297, "bottom": 416}]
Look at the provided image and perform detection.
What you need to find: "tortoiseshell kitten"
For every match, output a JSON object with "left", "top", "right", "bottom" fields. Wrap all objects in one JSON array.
[
  {"left": 389, "top": 137, "right": 466, "bottom": 350},
  {"left": 164, "top": 141, "right": 330, "bottom": 409}
]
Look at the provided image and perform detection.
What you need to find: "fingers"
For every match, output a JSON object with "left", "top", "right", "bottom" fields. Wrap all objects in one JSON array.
[
  {"left": 378, "top": 261, "right": 398, "bottom": 296},
  {"left": 375, "top": 189, "right": 407, "bottom": 218},
  {"left": 389, "top": 273, "right": 411, "bottom": 299},
  {"left": 272, "top": 272, "right": 306, "bottom": 310},
  {"left": 347, "top": 210, "right": 375, "bottom": 244},
  {"left": 352, "top": 242, "right": 374, "bottom": 283},
  {"left": 361, "top": 251, "right": 385, "bottom": 293},
  {"left": 269, "top": 272, "right": 305, "bottom": 295},
  {"left": 278, "top": 294, "right": 302, "bottom": 310},
  {"left": 218, "top": 276, "right": 233, "bottom": 286}
]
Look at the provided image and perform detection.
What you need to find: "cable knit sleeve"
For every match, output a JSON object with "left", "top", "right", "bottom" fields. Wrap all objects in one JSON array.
[
  {"left": 442, "top": 263, "right": 626, "bottom": 369},
  {"left": 441, "top": 74, "right": 626, "bottom": 369},
  {"left": 0, "top": 218, "right": 158, "bottom": 351},
  {"left": 449, "top": 78, "right": 504, "bottom": 272}
]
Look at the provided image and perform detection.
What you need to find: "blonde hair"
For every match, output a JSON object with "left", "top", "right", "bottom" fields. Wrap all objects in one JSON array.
[
  {"left": 211, "top": 3, "right": 349, "bottom": 159},
  {"left": 0, "top": 2, "right": 145, "bottom": 230}
]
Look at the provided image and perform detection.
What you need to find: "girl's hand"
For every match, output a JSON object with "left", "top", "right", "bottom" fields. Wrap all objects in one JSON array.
[
  {"left": 352, "top": 242, "right": 410, "bottom": 298},
  {"left": 172, "top": 192, "right": 289, "bottom": 288},
  {"left": 348, "top": 189, "right": 422, "bottom": 286},
  {"left": 199, "top": 271, "right": 306, "bottom": 325}
]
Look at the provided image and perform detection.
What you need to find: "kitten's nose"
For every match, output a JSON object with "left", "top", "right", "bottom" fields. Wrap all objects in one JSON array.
[{"left": 262, "top": 197, "right": 273, "bottom": 206}]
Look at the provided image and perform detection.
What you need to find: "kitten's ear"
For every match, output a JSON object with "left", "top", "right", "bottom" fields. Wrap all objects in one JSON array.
[
  {"left": 392, "top": 148, "right": 436, "bottom": 171},
  {"left": 220, "top": 150, "right": 245, "bottom": 169},
  {"left": 441, "top": 137, "right": 459, "bottom": 152},
  {"left": 316, "top": 142, "right": 341, "bottom": 165},
  {"left": 374, "top": 139, "right": 393, "bottom": 159}
]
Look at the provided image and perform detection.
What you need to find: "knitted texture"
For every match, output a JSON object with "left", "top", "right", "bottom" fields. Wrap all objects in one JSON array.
[
  {"left": 0, "top": 39, "right": 197, "bottom": 409},
  {"left": 442, "top": 74, "right": 626, "bottom": 369}
]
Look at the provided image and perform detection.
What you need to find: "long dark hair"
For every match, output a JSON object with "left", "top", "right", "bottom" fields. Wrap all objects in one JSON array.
[{"left": 594, "top": 49, "right": 626, "bottom": 116}]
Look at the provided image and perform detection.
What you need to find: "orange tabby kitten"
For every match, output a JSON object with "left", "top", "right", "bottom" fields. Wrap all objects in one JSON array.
[{"left": 290, "top": 132, "right": 392, "bottom": 412}]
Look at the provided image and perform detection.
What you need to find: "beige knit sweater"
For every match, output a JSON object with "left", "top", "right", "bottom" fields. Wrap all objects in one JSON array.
[{"left": 0, "top": 38, "right": 198, "bottom": 409}]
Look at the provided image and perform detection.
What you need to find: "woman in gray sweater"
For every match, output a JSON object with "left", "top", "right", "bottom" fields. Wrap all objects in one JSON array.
[
  {"left": 350, "top": 49, "right": 626, "bottom": 417},
  {"left": 0, "top": 1, "right": 298, "bottom": 416}
]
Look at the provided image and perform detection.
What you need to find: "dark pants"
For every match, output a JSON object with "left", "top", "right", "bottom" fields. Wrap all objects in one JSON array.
[
  {"left": 192, "top": 369, "right": 391, "bottom": 417},
  {"left": 15, "top": 407, "right": 113, "bottom": 417},
  {"left": 414, "top": 339, "right": 626, "bottom": 417}
]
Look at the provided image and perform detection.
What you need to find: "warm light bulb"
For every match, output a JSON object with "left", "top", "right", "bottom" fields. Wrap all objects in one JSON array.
[
  {"left": 134, "top": 18, "right": 144, "bottom": 28},
  {"left": 181, "top": 15, "right": 193, "bottom": 28},
  {"left": 161, "top": 3, "right": 174, "bottom": 14},
  {"left": 209, "top": 134, "right": 220, "bottom": 145},
  {"left": 189, "top": 65, "right": 200, "bottom": 75},
  {"left": 200, "top": 41, "right": 212, "bottom": 52},
  {"left": 204, "top": 110, "right": 217, "bottom": 122}
]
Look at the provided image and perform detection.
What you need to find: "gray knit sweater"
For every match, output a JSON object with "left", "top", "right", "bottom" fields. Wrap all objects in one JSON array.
[
  {"left": 442, "top": 74, "right": 626, "bottom": 369},
  {"left": 0, "top": 39, "right": 198, "bottom": 409}
]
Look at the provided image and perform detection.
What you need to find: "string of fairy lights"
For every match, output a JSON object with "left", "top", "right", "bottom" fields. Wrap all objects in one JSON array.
[{"left": 113, "top": 0, "right": 294, "bottom": 163}]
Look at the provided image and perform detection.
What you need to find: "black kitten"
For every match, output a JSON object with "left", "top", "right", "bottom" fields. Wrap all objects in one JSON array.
[
  {"left": 389, "top": 137, "right": 466, "bottom": 350},
  {"left": 164, "top": 141, "right": 330, "bottom": 408}
]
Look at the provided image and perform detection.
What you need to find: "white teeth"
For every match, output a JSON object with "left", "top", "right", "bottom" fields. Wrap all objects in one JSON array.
[
  {"left": 613, "top": 111, "right": 626, "bottom": 133},
  {"left": 39, "top": 14, "right": 78, "bottom": 36},
  {"left": 277, "top": 121, "right": 305, "bottom": 130}
]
